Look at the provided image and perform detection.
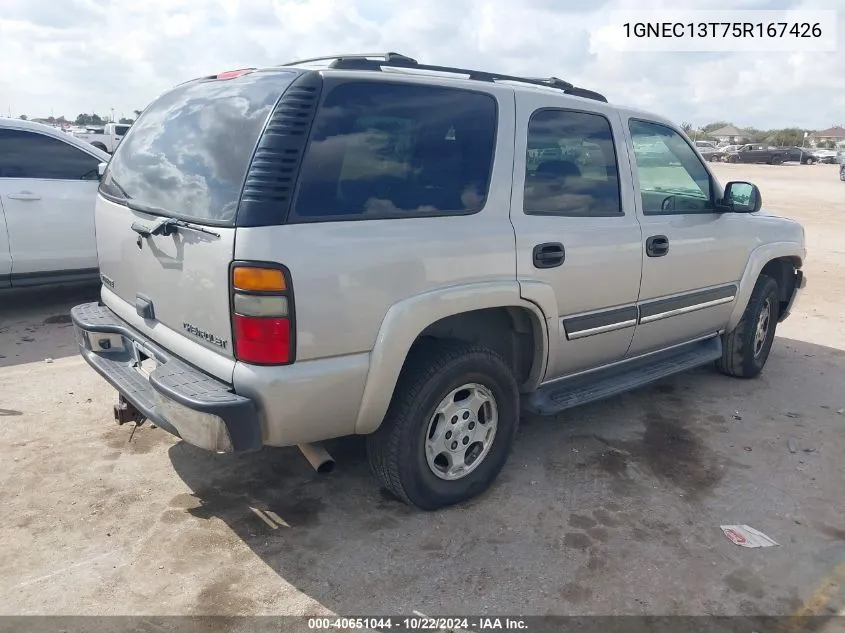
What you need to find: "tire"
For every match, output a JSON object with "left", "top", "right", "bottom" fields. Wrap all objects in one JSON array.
[
  {"left": 840, "top": 166, "right": 845, "bottom": 182},
  {"left": 771, "top": 155, "right": 783, "bottom": 165},
  {"left": 91, "top": 142, "right": 107, "bottom": 152},
  {"left": 367, "top": 340, "right": 519, "bottom": 510},
  {"left": 716, "top": 275, "right": 780, "bottom": 379}
]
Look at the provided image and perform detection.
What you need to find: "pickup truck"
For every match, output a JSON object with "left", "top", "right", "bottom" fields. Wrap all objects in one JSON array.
[
  {"left": 723, "top": 144, "right": 787, "bottom": 165},
  {"left": 73, "top": 123, "right": 131, "bottom": 154}
]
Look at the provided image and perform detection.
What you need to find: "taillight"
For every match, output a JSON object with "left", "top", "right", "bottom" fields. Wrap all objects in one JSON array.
[{"left": 230, "top": 264, "right": 294, "bottom": 365}]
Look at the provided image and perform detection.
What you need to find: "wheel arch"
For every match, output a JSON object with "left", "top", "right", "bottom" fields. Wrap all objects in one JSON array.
[
  {"left": 727, "top": 244, "right": 804, "bottom": 330},
  {"left": 353, "top": 281, "right": 550, "bottom": 435}
]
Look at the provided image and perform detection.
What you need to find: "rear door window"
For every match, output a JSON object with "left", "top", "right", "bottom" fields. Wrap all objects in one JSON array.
[
  {"left": 99, "top": 70, "right": 296, "bottom": 225},
  {"left": 524, "top": 109, "right": 622, "bottom": 217},
  {"left": 0, "top": 129, "right": 100, "bottom": 180},
  {"left": 290, "top": 81, "right": 497, "bottom": 222}
]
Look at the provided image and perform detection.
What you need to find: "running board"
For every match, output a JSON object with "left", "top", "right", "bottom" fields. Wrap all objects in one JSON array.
[{"left": 523, "top": 336, "right": 723, "bottom": 416}]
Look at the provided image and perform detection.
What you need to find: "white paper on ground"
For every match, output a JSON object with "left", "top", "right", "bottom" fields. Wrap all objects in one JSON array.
[{"left": 720, "top": 524, "right": 779, "bottom": 548}]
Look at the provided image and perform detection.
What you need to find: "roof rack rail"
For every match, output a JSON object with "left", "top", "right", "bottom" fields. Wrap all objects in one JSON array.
[
  {"left": 281, "top": 52, "right": 418, "bottom": 67},
  {"left": 280, "top": 53, "right": 608, "bottom": 103}
]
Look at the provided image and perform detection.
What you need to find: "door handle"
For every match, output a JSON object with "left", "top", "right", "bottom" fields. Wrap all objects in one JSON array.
[
  {"left": 533, "top": 242, "right": 565, "bottom": 268},
  {"left": 7, "top": 191, "right": 41, "bottom": 201},
  {"left": 645, "top": 235, "right": 669, "bottom": 257}
]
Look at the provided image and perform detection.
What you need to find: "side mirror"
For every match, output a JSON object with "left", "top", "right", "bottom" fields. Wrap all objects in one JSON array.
[
  {"left": 723, "top": 181, "right": 762, "bottom": 213},
  {"left": 97, "top": 162, "right": 107, "bottom": 179}
]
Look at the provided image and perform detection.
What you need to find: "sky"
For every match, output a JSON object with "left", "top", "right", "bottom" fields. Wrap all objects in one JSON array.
[{"left": 0, "top": 0, "right": 842, "bottom": 130}]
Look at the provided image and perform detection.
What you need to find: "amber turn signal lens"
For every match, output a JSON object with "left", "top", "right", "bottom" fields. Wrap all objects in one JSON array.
[{"left": 232, "top": 267, "right": 286, "bottom": 292}]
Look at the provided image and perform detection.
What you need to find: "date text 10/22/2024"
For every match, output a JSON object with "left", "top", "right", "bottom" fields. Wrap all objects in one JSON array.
[{"left": 307, "top": 617, "right": 528, "bottom": 631}]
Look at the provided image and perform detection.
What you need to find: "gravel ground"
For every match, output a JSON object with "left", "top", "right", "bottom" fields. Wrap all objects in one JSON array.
[{"left": 0, "top": 163, "right": 843, "bottom": 620}]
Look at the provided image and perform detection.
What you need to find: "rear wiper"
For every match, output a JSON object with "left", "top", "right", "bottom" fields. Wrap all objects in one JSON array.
[{"left": 130, "top": 217, "right": 221, "bottom": 238}]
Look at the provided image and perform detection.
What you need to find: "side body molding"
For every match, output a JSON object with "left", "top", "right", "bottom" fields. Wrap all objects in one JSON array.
[
  {"left": 353, "top": 281, "right": 550, "bottom": 435},
  {"left": 727, "top": 241, "right": 805, "bottom": 330}
]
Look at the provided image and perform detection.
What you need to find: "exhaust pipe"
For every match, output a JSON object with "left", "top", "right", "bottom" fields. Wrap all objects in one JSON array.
[{"left": 298, "top": 442, "right": 335, "bottom": 474}]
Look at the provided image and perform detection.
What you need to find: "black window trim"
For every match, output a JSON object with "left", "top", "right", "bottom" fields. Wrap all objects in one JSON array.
[
  {"left": 523, "top": 106, "right": 624, "bottom": 219},
  {"left": 0, "top": 127, "right": 102, "bottom": 182},
  {"left": 284, "top": 77, "right": 501, "bottom": 225},
  {"left": 628, "top": 117, "right": 717, "bottom": 217}
]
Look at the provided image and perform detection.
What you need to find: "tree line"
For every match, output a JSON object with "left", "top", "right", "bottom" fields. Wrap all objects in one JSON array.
[
  {"left": 17, "top": 110, "right": 144, "bottom": 126},
  {"left": 679, "top": 121, "right": 838, "bottom": 148}
]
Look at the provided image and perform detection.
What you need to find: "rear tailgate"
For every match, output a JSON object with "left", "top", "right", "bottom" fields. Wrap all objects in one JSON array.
[
  {"left": 95, "top": 196, "right": 237, "bottom": 372},
  {"left": 95, "top": 69, "right": 299, "bottom": 382}
]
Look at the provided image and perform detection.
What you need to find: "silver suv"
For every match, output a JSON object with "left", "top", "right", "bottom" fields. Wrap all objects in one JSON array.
[{"left": 72, "top": 53, "right": 806, "bottom": 510}]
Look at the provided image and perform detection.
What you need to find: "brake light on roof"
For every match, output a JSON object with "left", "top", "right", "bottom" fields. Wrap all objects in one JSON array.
[
  {"left": 231, "top": 264, "right": 294, "bottom": 365},
  {"left": 215, "top": 68, "right": 255, "bottom": 80}
]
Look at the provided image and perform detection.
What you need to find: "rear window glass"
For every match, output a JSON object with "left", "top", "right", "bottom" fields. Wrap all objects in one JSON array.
[
  {"left": 100, "top": 70, "right": 295, "bottom": 224},
  {"left": 290, "top": 81, "right": 497, "bottom": 222}
]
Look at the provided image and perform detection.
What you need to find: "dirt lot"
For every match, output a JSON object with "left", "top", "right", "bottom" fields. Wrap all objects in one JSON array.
[{"left": 1, "top": 163, "right": 844, "bottom": 620}]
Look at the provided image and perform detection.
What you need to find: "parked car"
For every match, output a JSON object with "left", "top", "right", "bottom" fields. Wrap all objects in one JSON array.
[
  {"left": 813, "top": 149, "right": 839, "bottom": 164},
  {"left": 72, "top": 122, "right": 131, "bottom": 154},
  {"left": 0, "top": 118, "right": 109, "bottom": 289},
  {"left": 709, "top": 144, "right": 741, "bottom": 162},
  {"left": 723, "top": 143, "right": 787, "bottom": 164},
  {"left": 838, "top": 150, "right": 845, "bottom": 181},
  {"left": 71, "top": 53, "right": 806, "bottom": 510},
  {"left": 781, "top": 147, "right": 818, "bottom": 164},
  {"left": 695, "top": 141, "right": 719, "bottom": 161}
]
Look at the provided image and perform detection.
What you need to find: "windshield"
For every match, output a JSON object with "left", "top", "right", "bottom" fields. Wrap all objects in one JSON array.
[{"left": 100, "top": 70, "right": 296, "bottom": 225}]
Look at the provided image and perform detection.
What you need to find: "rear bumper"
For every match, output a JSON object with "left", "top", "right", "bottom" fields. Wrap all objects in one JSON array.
[
  {"left": 779, "top": 270, "right": 806, "bottom": 323},
  {"left": 71, "top": 302, "right": 262, "bottom": 452}
]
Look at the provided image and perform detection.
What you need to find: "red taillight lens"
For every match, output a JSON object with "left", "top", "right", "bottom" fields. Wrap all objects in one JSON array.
[
  {"left": 233, "top": 315, "right": 291, "bottom": 364},
  {"left": 231, "top": 264, "right": 294, "bottom": 365}
]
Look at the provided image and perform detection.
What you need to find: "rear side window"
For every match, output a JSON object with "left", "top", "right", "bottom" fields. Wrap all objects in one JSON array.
[
  {"left": 290, "top": 81, "right": 497, "bottom": 222},
  {"left": 523, "top": 109, "right": 622, "bottom": 217},
  {"left": 0, "top": 129, "right": 100, "bottom": 180},
  {"left": 100, "top": 70, "right": 296, "bottom": 225}
]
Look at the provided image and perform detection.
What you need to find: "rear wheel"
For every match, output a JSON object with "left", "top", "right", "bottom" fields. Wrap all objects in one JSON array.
[
  {"left": 367, "top": 340, "right": 519, "bottom": 510},
  {"left": 91, "top": 141, "right": 107, "bottom": 152},
  {"left": 840, "top": 165, "right": 845, "bottom": 181},
  {"left": 771, "top": 155, "right": 783, "bottom": 165},
  {"left": 717, "top": 275, "right": 780, "bottom": 379}
]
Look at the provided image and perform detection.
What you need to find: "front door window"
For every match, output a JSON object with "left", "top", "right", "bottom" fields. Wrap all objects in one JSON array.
[{"left": 629, "top": 120, "right": 714, "bottom": 215}]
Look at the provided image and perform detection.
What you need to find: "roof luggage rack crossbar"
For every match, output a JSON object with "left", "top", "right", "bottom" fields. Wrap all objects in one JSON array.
[{"left": 279, "top": 53, "right": 608, "bottom": 103}]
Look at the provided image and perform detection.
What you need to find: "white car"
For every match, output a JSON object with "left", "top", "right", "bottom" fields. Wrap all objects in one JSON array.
[{"left": 0, "top": 118, "right": 110, "bottom": 289}]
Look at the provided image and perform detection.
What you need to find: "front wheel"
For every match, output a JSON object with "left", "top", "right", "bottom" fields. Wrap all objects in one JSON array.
[
  {"left": 840, "top": 166, "right": 845, "bottom": 181},
  {"left": 717, "top": 275, "right": 780, "bottom": 379},
  {"left": 367, "top": 341, "right": 519, "bottom": 510},
  {"left": 771, "top": 155, "right": 783, "bottom": 165}
]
